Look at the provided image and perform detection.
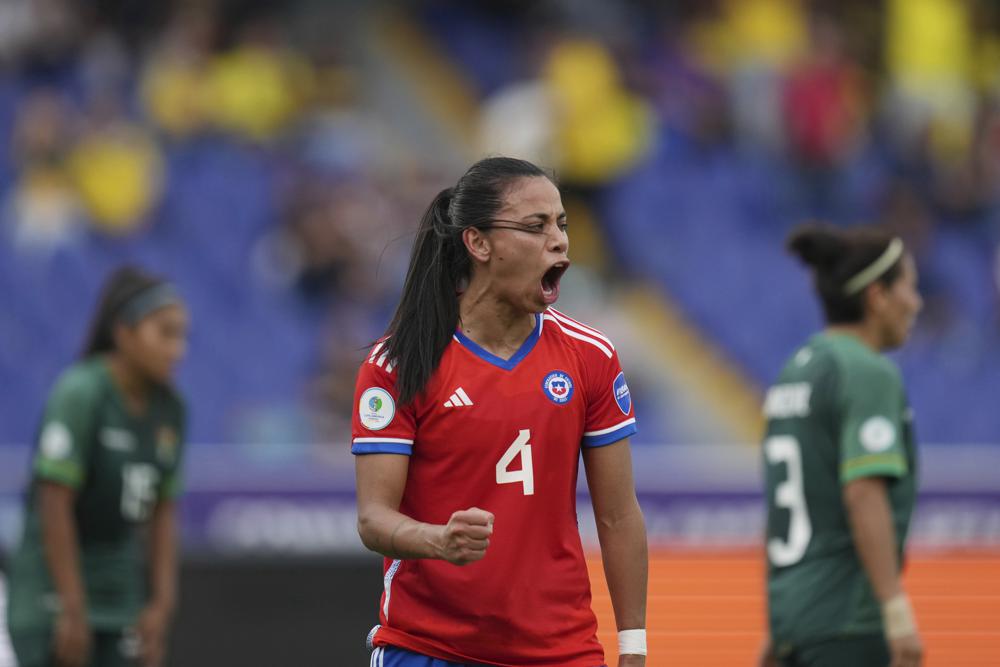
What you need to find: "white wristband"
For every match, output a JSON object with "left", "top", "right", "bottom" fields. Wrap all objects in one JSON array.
[
  {"left": 882, "top": 593, "right": 917, "bottom": 640},
  {"left": 618, "top": 629, "right": 647, "bottom": 656}
]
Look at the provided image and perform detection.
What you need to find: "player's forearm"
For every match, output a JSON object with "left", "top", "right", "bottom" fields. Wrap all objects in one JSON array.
[
  {"left": 843, "top": 477, "right": 902, "bottom": 602},
  {"left": 147, "top": 501, "right": 178, "bottom": 614},
  {"left": 357, "top": 504, "right": 443, "bottom": 560},
  {"left": 38, "top": 483, "right": 87, "bottom": 613},
  {"left": 595, "top": 498, "right": 648, "bottom": 630}
]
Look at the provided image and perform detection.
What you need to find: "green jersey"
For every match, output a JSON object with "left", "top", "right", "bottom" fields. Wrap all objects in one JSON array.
[
  {"left": 762, "top": 332, "right": 917, "bottom": 649},
  {"left": 7, "top": 358, "right": 186, "bottom": 631}
]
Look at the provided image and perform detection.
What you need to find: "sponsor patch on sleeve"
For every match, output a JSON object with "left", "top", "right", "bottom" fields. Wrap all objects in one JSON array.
[
  {"left": 859, "top": 416, "right": 896, "bottom": 452},
  {"left": 359, "top": 388, "right": 395, "bottom": 431},
  {"left": 39, "top": 422, "right": 72, "bottom": 460},
  {"left": 613, "top": 371, "right": 631, "bottom": 415}
]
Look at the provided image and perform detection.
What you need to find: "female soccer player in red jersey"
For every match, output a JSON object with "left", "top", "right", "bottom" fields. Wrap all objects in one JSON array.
[{"left": 353, "top": 157, "right": 648, "bottom": 667}]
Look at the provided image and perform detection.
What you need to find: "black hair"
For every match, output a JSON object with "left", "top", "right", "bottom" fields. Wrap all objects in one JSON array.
[
  {"left": 384, "top": 156, "right": 553, "bottom": 405},
  {"left": 81, "top": 266, "right": 169, "bottom": 358},
  {"left": 786, "top": 223, "right": 904, "bottom": 324}
]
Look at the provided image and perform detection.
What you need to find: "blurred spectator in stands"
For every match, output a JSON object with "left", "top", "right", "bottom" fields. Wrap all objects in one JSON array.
[
  {"left": 3, "top": 89, "right": 82, "bottom": 250},
  {"left": 544, "top": 37, "right": 654, "bottom": 187},
  {"left": 931, "top": 100, "right": 1000, "bottom": 223},
  {"left": 79, "top": 28, "right": 130, "bottom": 97},
  {"left": 67, "top": 90, "right": 163, "bottom": 235},
  {"left": 476, "top": 18, "right": 561, "bottom": 167},
  {"left": 884, "top": 0, "right": 975, "bottom": 165},
  {"left": 478, "top": 78, "right": 558, "bottom": 168},
  {"left": 782, "top": 13, "right": 867, "bottom": 216},
  {"left": 292, "top": 61, "right": 392, "bottom": 175},
  {"left": 0, "top": 0, "right": 37, "bottom": 63},
  {"left": 141, "top": 4, "right": 217, "bottom": 139},
  {"left": 269, "top": 178, "right": 367, "bottom": 305},
  {"left": 0, "top": 0, "right": 79, "bottom": 76},
  {"left": 645, "top": 7, "right": 731, "bottom": 153},
  {"left": 717, "top": 0, "right": 807, "bottom": 154},
  {"left": 206, "top": 14, "right": 314, "bottom": 143}
]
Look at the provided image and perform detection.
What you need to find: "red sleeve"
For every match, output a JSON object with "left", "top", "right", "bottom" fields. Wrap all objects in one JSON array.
[
  {"left": 351, "top": 344, "right": 417, "bottom": 455},
  {"left": 582, "top": 348, "right": 637, "bottom": 448}
]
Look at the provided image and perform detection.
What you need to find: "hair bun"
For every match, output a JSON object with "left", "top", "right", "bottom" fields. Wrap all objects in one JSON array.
[{"left": 786, "top": 224, "right": 849, "bottom": 270}]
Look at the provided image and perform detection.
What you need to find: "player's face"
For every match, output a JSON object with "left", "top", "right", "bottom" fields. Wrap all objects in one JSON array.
[
  {"left": 121, "top": 304, "right": 190, "bottom": 383},
  {"left": 481, "top": 177, "right": 569, "bottom": 312},
  {"left": 878, "top": 255, "right": 922, "bottom": 349}
]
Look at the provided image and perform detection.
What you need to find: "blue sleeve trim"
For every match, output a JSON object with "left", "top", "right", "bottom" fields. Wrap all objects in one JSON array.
[
  {"left": 582, "top": 423, "right": 638, "bottom": 448},
  {"left": 352, "top": 442, "right": 413, "bottom": 455}
]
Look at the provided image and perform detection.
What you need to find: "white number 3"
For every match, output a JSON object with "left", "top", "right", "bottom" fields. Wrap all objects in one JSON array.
[
  {"left": 765, "top": 435, "right": 812, "bottom": 566},
  {"left": 496, "top": 429, "right": 534, "bottom": 496}
]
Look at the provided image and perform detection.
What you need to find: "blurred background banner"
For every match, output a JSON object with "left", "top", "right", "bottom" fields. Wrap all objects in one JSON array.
[{"left": 0, "top": 0, "right": 998, "bottom": 664}]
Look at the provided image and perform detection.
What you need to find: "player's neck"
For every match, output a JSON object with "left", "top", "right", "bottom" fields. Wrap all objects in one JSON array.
[
  {"left": 458, "top": 291, "right": 536, "bottom": 360},
  {"left": 106, "top": 355, "right": 152, "bottom": 414},
  {"left": 825, "top": 322, "right": 883, "bottom": 352}
]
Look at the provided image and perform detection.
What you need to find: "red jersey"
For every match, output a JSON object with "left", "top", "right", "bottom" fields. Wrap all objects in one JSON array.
[{"left": 352, "top": 308, "right": 637, "bottom": 667}]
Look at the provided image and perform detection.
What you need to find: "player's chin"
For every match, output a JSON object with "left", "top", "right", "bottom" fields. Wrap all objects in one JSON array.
[
  {"left": 885, "top": 326, "right": 909, "bottom": 350},
  {"left": 146, "top": 360, "right": 176, "bottom": 384},
  {"left": 524, "top": 293, "right": 554, "bottom": 313}
]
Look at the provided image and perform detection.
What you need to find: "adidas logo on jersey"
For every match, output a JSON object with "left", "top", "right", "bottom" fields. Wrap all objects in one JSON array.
[{"left": 443, "top": 387, "right": 474, "bottom": 408}]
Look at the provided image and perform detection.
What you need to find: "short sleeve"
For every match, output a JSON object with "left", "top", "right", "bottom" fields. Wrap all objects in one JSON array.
[
  {"left": 839, "top": 359, "right": 908, "bottom": 483},
  {"left": 351, "top": 347, "right": 417, "bottom": 455},
  {"left": 582, "top": 348, "right": 637, "bottom": 448},
  {"left": 159, "top": 398, "right": 187, "bottom": 500},
  {"left": 33, "top": 370, "right": 100, "bottom": 488}
]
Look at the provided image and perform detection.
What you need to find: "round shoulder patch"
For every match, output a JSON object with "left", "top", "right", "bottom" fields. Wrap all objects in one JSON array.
[
  {"left": 40, "top": 422, "right": 73, "bottom": 460},
  {"left": 859, "top": 416, "right": 896, "bottom": 453},
  {"left": 359, "top": 388, "right": 395, "bottom": 431},
  {"left": 542, "top": 371, "right": 574, "bottom": 405},
  {"left": 613, "top": 371, "right": 631, "bottom": 415}
]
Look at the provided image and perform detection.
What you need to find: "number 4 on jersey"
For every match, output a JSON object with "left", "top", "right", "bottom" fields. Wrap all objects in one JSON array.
[{"left": 496, "top": 429, "right": 534, "bottom": 496}]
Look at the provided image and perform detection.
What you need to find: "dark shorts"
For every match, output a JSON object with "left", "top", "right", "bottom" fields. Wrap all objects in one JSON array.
[
  {"left": 777, "top": 634, "right": 890, "bottom": 667},
  {"left": 9, "top": 625, "right": 139, "bottom": 667},
  {"left": 369, "top": 646, "right": 486, "bottom": 667},
  {"left": 370, "top": 645, "right": 607, "bottom": 667}
]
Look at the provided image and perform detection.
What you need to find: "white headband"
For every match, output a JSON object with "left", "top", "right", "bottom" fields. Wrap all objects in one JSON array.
[{"left": 843, "top": 238, "right": 904, "bottom": 295}]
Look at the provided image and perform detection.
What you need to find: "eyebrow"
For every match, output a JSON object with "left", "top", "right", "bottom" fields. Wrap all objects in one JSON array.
[{"left": 519, "top": 211, "right": 567, "bottom": 222}]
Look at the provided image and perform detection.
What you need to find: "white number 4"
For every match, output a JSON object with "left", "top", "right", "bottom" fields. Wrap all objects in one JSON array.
[{"left": 496, "top": 429, "right": 534, "bottom": 496}]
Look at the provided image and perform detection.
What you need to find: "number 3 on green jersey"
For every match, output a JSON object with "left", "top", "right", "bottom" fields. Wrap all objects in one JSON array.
[{"left": 765, "top": 435, "right": 812, "bottom": 567}]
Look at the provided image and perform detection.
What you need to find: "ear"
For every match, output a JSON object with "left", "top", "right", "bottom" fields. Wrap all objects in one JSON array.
[
  {"left": 863, "top": 281, "right": 889, "bottom": 316},
  {"left": 111, "top": 320, "right": 133, "bottom": 351},
  {"left": 462, "top": 226, "right": 491, "bottom": 263}
]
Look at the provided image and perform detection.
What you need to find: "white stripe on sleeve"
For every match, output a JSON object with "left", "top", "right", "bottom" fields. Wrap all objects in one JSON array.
[
  {"left": 548, "top": 309, "right": 615, "bottom": 349},
  {"left": 584, "top": 417, "right": 637, "bottom": 437},
  {"left": 353, "top": 437, "right": 414, "bottom": 444}
]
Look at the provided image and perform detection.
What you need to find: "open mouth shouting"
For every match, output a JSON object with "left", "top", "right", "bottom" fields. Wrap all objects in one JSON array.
[{"left": 541, "top": 261, "right": 570, "bottom": 305}]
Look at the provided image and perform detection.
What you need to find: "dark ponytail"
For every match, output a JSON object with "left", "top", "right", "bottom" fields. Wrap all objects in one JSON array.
[
  {"left": 384, "top": 156, "right": 552, "bottom": 404},
  {"left": 786, "top": 223, "right": 903, "bottom": 324},
  {"left": 81, "top": 266, "right": 169, "bottom": 358}
]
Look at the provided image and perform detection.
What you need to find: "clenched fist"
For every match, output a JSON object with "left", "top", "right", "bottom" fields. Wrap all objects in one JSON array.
[{"left": 437, "top": 507, "right": 494, "bottom": 565}]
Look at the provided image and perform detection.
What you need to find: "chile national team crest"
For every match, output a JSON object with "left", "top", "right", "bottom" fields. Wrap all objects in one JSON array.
[{"left": 542, "top": 371, "right": 574, "bottom": 404}]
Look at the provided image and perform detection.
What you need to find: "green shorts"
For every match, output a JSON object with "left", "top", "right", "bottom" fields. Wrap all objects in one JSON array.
[
  {"left": 9, "top": 625, "right": 139, "bottom": 667},
  {"left": 777, "top": 634, "right": 890, "bottom": 667}
]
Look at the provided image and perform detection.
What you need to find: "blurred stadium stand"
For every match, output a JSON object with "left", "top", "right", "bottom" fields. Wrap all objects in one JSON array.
[{"left": 0, "top": 1, "right": 998, "bottom": 665}]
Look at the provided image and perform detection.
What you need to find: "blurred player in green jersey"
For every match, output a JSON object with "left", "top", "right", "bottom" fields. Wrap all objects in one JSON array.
[
  {"left": 6, "top": 267, "right": 188, "bottom": 667},
  {"left": 760, "top": 224, "right": 924, "bottom": 667}
]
